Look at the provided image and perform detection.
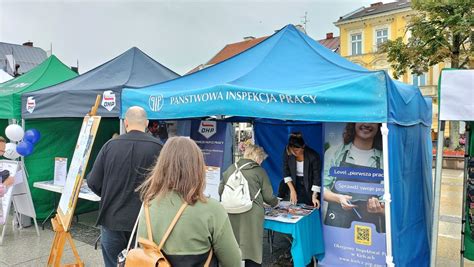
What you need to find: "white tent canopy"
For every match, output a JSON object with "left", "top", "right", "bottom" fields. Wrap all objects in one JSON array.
[
  {"left": 432, "top": 69, "right": 474, "bottom": 266},
  {"left": 0, "top": 69, "right": 13, "bottom": 83},
  {"left": 439, "top": 69, "right": 474, "bottom": 121}
]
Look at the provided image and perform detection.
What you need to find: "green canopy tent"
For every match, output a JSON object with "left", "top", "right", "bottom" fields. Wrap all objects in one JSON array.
[
  {"left": 0, "top": 55, "right": 78, "bottom": 220},
  {"left": 0, "top": 55, "right": 77, "bottom": 120}
]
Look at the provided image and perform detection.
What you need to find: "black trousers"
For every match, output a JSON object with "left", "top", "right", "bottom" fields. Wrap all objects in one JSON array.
[{"left": 245, "top": 259, "right": 261, "bottom": 267}]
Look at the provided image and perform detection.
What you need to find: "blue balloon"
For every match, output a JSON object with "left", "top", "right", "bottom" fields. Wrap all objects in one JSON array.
[
  {"left": 16, "top": 141, "right": 34, "bottom": 157},
  {"left": 24, "top": 129, "right": 41, "bottom": 145}
]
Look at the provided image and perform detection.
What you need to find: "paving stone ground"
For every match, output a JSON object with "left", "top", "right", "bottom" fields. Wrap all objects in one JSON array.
[{"left": 1, "top": 168, "right": 473, "bottom": 266}]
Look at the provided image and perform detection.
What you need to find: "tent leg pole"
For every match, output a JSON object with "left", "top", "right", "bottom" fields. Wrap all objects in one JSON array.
[
  {"left": 431, "top": 120, "right": 446, "bottom": 267},
  {"left": 119, "top": 119, "right": 125, "bottom": 135},
  {"left": 460, "top": 124, "right": 470, "bottom": 267},
  {"left": 381, "top": 123, "right": 394, "bottom": 267}
]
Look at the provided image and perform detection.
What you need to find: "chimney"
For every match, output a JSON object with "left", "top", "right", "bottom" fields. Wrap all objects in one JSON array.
[
  {"left": 70, "top": 66, "right": 79, "bottom": 74},
  {"left": 22, "top": 41, "right": 33, "bottom": 47},
  {"left": 370, "top": 2, "right": 383, "bottom": 7},
  {"left": 326, "top": 32, "right": 334, "bottom": 39},
  {"left": 243, "top": 36, "right": 255, "bottom": 41}
]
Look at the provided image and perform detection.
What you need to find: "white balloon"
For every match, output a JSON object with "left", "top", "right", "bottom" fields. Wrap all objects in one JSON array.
[
  {"left": 3, "top": 143, "right": 20, "bottom": 160},
  {"left": 5, "top": 124, "right": 24, "bottom": 142}
]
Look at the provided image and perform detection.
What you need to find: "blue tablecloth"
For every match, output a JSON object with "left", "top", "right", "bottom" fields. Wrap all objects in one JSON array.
[{"left": 264, "top": 209, "right": 325, "bottom": 267}]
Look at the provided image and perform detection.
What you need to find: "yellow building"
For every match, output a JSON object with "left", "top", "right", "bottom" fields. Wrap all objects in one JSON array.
[{"left": 335, "top": 1, "right": 445, "bottom": 129}]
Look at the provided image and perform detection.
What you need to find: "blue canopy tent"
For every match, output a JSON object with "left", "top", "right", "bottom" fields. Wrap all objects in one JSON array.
[{"left": 121, "top": 25, "right": 432, "bottom": 266}]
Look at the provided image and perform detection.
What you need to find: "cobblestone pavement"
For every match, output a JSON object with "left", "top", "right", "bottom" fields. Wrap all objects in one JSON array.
[{"left": 1, "top": 168, "right": 473, "bottom": 266}]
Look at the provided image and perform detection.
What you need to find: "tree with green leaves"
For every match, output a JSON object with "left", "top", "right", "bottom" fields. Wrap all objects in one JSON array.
[{"left": 381, "top": 0, "right": 473, "bottom": 148}]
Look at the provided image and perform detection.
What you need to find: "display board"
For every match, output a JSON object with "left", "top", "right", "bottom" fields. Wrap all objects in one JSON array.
[
  {"left": 0, "top": 160, "right": 19, "bottom": 226},
  {"left": 57, "top": 116, "right": 101, "bottom": 230},
  {"left": 0, "top": 160, "right": 39, "bottom": 245},
  {"left": 321, "top": 123, "right": 386, "bottom": 267}
]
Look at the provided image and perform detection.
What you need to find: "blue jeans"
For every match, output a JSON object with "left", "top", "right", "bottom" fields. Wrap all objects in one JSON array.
[{"left": 100, "top": 226, "right": 132, "bottom": 267}]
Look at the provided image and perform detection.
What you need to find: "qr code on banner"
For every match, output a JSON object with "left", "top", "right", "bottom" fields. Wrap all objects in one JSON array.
[{"left": 354, "top": 225, "right": 371, "bottom": 246}]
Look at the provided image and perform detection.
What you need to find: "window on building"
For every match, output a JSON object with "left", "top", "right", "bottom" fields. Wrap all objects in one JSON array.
[
  {"left": 351, "top": 33, "right": 362, "bottom": 55},
  {"left": 412, "top": 73, "right": 427, "bottom": 86},
  {"left": 376, "top": 28, "right": 388, "bottom": 47}
]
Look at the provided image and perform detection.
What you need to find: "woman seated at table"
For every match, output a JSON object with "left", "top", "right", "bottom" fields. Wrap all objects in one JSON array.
[
  {"left": 220, "top": 144, "right": 279, "bottom": 267},
  {"left": 282, "top": 132, "right": 322, "bottom": 208}
]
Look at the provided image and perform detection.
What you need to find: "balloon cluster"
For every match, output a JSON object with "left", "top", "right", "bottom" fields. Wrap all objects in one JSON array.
[{"left": 3, "top": 124, "right": 41, "bottom": 159}]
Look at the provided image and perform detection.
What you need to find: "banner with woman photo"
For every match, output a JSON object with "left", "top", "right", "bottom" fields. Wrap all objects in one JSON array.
[{"left": 321, "top": 123, "right": 386, "bottom": 267}]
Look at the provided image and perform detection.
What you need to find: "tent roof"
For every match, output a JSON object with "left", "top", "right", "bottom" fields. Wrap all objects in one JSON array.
[
  {"left": 0, "top": 70, "right": 12, "bottom": 83},
  {"left": 122, "top": 24, "right": 430, "bottom": 125},
  {"left": 0, "top": 55, "right": 77, "bottom": 119},
  {"left": 22, "top": 47, "right": 179, "bottom": 118}
]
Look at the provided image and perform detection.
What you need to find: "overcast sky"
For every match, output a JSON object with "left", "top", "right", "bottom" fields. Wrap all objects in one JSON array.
[{"left": 0, "top": 0, "right": 381, "bottom": 75}]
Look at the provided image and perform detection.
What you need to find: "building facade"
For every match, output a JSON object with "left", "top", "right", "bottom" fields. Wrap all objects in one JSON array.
[{"left": 335, "top": 1, "right": 445, "bottom": 129}]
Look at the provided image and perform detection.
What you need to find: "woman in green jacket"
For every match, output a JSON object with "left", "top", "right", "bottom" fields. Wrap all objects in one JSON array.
[
  {"left": 220, "top": 144, "right": 279, "bottom": 267},
  {"left": 137, "top": 137, "right": 241, "bottom": 267}
]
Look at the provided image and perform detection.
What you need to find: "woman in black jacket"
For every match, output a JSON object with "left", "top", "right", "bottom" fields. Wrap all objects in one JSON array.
[{"left": 282, "top": 132, "right": 322, "bottom": 208}]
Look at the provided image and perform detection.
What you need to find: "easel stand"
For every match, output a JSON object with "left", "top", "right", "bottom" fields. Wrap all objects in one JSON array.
[
  {"left": 47, "top": 216, "right": 83, "bottom": 267},
  {"left": 47, "top": 95, "right": 102, "bottom": 267}
]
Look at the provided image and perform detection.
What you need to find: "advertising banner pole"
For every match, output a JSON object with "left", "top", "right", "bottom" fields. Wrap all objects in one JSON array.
[
  {"left": 381, "top": 123, "right": 394, "bottom": 267},
  {"left": 431, "top": 120, "right": 446, "bottom": 267}
]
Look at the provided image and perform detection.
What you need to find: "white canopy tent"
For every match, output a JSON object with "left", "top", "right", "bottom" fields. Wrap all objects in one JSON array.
[
  {"left": 0, "top": 69, "right": 13, "bottom": 83},
  {"left": 431, "top": 69, "right": 474, "bottom": 267}
]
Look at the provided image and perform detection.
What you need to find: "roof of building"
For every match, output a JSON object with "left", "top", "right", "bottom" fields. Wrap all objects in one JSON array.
[
  {"left": 318, "top": 36, "right": 340, "bottom": 52},
  {"left": 0, "top": 42, "right": 47, "bottom": 76},
  {"left": 187, "top": 33, "right": 340, "bottom": 74},
  {"left": 337, "top": 0, "right": 411, "bottom": 23}
]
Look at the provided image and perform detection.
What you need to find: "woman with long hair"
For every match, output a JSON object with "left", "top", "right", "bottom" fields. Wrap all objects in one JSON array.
[{"left": 137, "top": 137, "right": 241, "bottom": 267}]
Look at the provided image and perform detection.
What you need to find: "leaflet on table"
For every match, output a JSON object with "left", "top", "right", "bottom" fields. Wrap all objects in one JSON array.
[{"left": 264, "top": 201, "right": 314, "bottom": 224}]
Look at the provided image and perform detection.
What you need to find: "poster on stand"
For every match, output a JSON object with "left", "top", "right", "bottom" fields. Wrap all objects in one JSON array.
[
  {"left": 0, "top": 160, "right": 19, "bottom": 225},
  {"left": 205, "top": 166, "right": 220, "bottom": 200},
  {"left": 320, "top": 123, "right": 386, "bottom": 267},
  {"left": 190, "top": 120, "right": 227, "bottom": 169},
  {"left": 54, "top": 157, "right": 67, "bottom": 186},
  {"left": 190, "top": 120, "right": 227, "bottom": 200}
]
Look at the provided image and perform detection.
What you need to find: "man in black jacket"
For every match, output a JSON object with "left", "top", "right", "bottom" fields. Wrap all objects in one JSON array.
[{"left": 87, "top": 106, "right": 162, "bottom": 267}]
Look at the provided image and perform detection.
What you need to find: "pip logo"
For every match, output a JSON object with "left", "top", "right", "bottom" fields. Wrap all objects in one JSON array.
[
  {"left": 149, "top": 94, "right": 164, "bottom": 112},
  {"left": 198, "top": 121, "right": 216, "bottom": 139}
]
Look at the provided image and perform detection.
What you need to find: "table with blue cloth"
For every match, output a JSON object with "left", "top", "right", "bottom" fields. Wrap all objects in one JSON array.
[{"left": 264, "top": 209, "right": 325, "bottom": 266}]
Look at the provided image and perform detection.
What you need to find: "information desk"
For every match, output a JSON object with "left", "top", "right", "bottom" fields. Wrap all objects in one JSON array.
[
  {"left": 264, "top": 208, "right": 325, "bottom": 266},
  {"left": 34, "top": 180, "right": 100, "bottom": 202}
]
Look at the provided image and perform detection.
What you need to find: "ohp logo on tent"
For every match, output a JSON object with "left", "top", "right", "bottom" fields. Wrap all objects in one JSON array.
[
  {"left": 149, "top": 94, "right": 164, "bottom": 112},
  {"left": 101, "top": 90, "right": 116, "bottom": 111},
  {"left": 198, "top": 121, "right": 216, "bottom": 139},
  {"left": 26, "top": 97, "right": 36, "bottom": 113}
]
